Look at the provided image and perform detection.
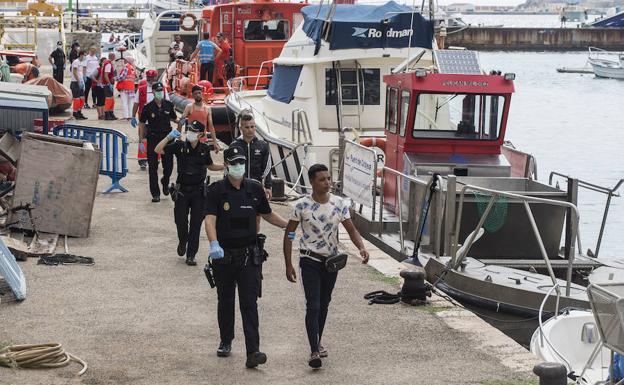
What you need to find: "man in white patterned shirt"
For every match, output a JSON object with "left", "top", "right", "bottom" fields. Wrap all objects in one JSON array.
[{"left": 282, "top": 163, "right": 369, "bottom": 369}]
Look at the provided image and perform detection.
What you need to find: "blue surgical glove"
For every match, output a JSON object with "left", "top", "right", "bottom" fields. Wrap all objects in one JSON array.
[
  {"left": 79, "top": 80, "right": 85, "bottom": 90},
  {"left": 138, "top": 142, "right": 146, "bottom": 153},
  {"left": 209, "top": 240, "right": 224, "bottom": 260},
  {"left": 108, "top": 84, "right": 114, "bottom": 93},
  {"left": 131, "top": 117, "right": 138, "bottom": 127},
  {"left": 167, "top": 129, "right": 181, "bottom": 139},
  {"left": 287, "top": 231, "right": 296, "bottom": 240},
  {"left": 178, "top": 118, "right": 188, "bottom": 128}
]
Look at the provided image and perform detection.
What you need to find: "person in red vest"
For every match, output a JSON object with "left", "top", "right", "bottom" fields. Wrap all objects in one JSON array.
[
  {"left": 213, "top": 32, "right": 231, "bottom": 86},
  {"left": 131, "top": 69, "right": 168, "bottom": 170},
  {"left": 102, "top": 52, "right": 118, "bottom": 121},
  {"left": 92, "top": 57, "right": 107, "bottom": 120},
  {"left": 116, "top": 57, "right": 136, "bottom": 120}
]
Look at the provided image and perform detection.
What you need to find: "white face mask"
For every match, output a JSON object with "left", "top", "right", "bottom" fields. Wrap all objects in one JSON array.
[
  {"left": 186, "top": 131, "right": 198, "bottom": 142},
  {"left": 227, "top": 164, "right": 245, "bottom": 179}
]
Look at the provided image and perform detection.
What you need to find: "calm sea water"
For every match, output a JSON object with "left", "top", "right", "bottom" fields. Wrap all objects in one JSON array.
[{"left": 479, "top": 51, "right": 624, "bottom": 258}]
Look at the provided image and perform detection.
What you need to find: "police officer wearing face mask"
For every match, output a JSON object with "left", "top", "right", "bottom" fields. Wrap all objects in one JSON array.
[
  {"left": 138, "top": 82, "right": 177, "bottom": 202},
  {"left": 155, "top": 120, "right": 224, "bottom": 265},
  {"left": 204, "top": 146, "right": 287, "bottom": 368}
]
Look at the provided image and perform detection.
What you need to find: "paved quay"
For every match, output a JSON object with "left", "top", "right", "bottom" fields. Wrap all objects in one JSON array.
[{"left": 1, "top": 105, "right": 538, "bottom": 385}]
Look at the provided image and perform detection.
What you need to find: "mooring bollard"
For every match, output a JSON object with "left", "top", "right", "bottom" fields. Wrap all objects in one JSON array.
[{"left": 533, "top": 362, "right": 567, "bottom": 385}]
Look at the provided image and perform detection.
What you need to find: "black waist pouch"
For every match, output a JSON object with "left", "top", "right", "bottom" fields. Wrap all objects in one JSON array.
[{"left": 325, "top": 253, "right": 348, "bottom": 273}]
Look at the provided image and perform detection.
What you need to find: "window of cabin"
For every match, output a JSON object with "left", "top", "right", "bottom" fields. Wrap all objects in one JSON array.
[
  {"left": 324, "top": 68, "right": 380, "bottom": 106},
  {"left": 244, "top": 20, "right": 290, "bottom": 41},
  {"left": 386, "top": 87, "right": 398, "bottom": 134},
  {"left": 412, "top": 93, "right": 506, "bottom": 140},
  {"left": 399, "top": 90, "right": 410, "bottom": 137}
]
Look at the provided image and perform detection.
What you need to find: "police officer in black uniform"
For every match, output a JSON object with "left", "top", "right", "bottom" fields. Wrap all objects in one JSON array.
[
  {"left": 231, "top": 110, "right": 273, "bottom": 199},
  {"left": 155, "top": 120, "right": 224, "bottom": 265},
  {"left": 204, "top": 146, "right": 287, "bottom": 368},
  {"left": 138, "top": 82, "right": 177, "bottom": 202}
]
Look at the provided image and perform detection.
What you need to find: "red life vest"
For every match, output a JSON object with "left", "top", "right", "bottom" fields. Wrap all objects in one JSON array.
[
  {"left": 137, "top": 80, "right": 148, "bottom": 111},
  {"left": 101, "top": 59, "right": 115, "bottom": 85}
]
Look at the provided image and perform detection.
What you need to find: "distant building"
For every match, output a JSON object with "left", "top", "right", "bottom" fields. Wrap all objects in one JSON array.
[{"left": 446, "top": 3, "right": 476, "bottom": 12}]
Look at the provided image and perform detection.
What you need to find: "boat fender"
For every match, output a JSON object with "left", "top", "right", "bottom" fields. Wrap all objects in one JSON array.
[{"left": 180, "top": 13, "right": 197, "bottom": 31}]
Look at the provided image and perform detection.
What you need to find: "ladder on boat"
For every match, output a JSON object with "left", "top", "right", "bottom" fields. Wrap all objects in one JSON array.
[{"left": 335, "top": 60, "right": 363, "bottom": 132}]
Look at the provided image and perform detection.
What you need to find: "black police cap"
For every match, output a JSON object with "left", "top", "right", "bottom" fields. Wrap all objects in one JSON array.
[
  {"left": 188, "top": 120, "right": 205, "bottom": 132},
  {"left": 152, "top": 82, "right": 164, "bottom": 92},
  {"left": 224, "top": 146, "right": 246, "bottom": 163}
]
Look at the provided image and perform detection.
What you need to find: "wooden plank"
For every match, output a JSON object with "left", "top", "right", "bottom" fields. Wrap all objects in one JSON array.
[
  {"left": 9, "top": 135, "right": 100, "bottom": 237},
  {"left": 0, "top": 133, "right": 20, "bottom": 165}
]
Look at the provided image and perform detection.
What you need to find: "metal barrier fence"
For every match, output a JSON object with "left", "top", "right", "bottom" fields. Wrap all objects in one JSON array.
[{"left": 53, "top": 124, "right": 128, "bottom": 194}]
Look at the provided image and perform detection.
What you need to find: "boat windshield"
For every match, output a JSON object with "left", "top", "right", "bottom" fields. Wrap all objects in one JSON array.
[
  {"left": 412, "top": 93, "right": 505, "bottom": 141},
  {"left": 244, "top": 20, "right": 290, "bottom": 41}
]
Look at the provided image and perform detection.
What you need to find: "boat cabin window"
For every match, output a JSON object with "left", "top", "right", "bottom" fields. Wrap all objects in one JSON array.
[
  {"left": 386, "top": 87, "right": 398, "bottom": 134},
  {"left": 399, "top": 90, "right": 410, "bottom": 137},
  {"left": 412, "top": 93, "right": 505, "bottom": 141},
  {"left": 244, "top": 20, "right": 290, "bottom": 41},
  {"left": 325, "top": 68, "right": 380, "bottom": 106}
]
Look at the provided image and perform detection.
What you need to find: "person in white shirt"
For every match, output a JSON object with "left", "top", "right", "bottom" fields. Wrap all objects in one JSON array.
[
  {"left": 282, "top": 163, "right": 369, "bottom": 369},
  {"left": 70, "top": 50, "right": 87, "bottom": 120},
  {"left": 83, "top": 46, "right": 99, "bottom": 108},
  {"left": 170, "top": 35, "right": 184, "bottom": 55}
]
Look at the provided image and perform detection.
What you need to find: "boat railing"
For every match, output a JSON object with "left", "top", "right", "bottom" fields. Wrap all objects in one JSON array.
[
  {"left": 254, "top": 60, "right": 273, "bottom": 90},
  {"left": 589, "top": 46, "right": 623, "bottom": 62},
  {"left": 450, "top": 178, "right": 580, "bottom": 297},
  {"left": 291, "top": 109, "right": 312, "bottom": 144},
  {"left": 537, "top": 283, "right": 572, "bottom": 372},
  {"left": 549, "top": 172, "right": 623, "bottom": 258}
]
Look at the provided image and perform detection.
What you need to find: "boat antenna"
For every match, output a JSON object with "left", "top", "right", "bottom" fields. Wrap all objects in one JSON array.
[{"left": 406, "top": 0, "right": 417, "bottom": 70}]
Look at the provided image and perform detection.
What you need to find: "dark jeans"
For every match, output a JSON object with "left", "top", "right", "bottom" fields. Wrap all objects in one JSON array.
[
  {"left": 300, "top": 257, "right": 338, "bottom": 353},
  {"left": 174, "top": 185, "right": 204, "bottom": 258},
  {"left": 200, "top": 62, "right": 214, "bottom": 82},
  {"left": 53, "top": 67, "right": 64, "bottom": 84},
  {"left": 146, "top": 135, "right": 173, "bottom": 198},
  {"left": 213, "top": 255, "right": 262, "bottom": 354},
  {"left": 84, "top": 77, "right": 95, "bottom": 104}
]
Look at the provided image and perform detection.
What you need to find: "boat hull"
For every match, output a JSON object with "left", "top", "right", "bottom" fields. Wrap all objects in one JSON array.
[{"left": 589, "top": 59, "right": 624, "bottom": 79}]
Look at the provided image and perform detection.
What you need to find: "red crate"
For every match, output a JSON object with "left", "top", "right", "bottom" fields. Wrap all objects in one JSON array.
[{"left": 33, "top": 118, "right": 67, "bottom": 134}]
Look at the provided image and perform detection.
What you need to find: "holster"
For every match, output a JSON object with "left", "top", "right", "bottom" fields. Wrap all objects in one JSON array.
[
  {"left": 251, "top": 233, "right": 268, "bottom": 266},
  {"left": 203, "top": 263, "right": 216, "bottom": 288}
]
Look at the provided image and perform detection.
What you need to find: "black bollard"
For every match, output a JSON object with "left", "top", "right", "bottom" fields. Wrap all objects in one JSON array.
[
  {"left": 399, "top": 268, "right": 431, "bottom": 304},
  {"left": 533, "top": 362, "right": 567, "bottom": 385}
]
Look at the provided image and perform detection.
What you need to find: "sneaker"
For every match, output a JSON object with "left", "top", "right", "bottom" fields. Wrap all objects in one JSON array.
[
  {"left": 77, "top": 112, "right": 88, "bottom": 120},
  {"left": 84, "top": 103, "right": 91, "bottom": 109},
  {"left": 151, "top": 196, "right": 160, "bottom": 203},
  {"left": 308, "top": 352, "right": 322, "bottom": 369},
  {"left": 177, "top": 242, "right": 186, "bottom": 256},
  {"left": 161, "top": 179, "right": 170, "bottom": 196},
  {"left": 319, "top": 345, "right": 328, "bottom": 358},
  {"left": 245, "top": 351, "right": 267, "bottom": 368},
  {"left": 217, "top": 342, "right": 231, "bottom": 357},
  {"left": 185, "top": 256, "right": 197, "bottom": 266}
]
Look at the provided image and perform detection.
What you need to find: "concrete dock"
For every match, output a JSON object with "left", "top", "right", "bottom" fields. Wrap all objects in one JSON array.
[
  {"left": 447, "top": 27, "right": 624, "bottom": 51},
  {"left": 0, "top": 101, "right": 538, "bottom": 384}
]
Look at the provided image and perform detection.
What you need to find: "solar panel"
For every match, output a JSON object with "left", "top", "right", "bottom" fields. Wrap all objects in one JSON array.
[{"left": 434, "top": 50, "right": 482, "bottom": 75}]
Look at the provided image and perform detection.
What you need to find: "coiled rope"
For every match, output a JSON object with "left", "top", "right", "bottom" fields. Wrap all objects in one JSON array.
[{"left": 0, "top": 343, "right": 87, "bottom": 375}]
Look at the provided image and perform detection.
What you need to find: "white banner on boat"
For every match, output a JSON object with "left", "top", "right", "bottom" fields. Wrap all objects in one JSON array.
[{"left": 342, "top": 140, "right": 377, "bottom": 208}]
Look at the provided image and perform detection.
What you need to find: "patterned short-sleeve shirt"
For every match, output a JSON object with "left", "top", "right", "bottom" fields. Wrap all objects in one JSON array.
[{"left": 290, "top": 194, "right": 351, "bottom": 257}]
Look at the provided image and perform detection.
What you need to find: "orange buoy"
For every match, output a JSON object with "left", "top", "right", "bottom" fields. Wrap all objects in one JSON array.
[{"left": 359, "top": 137, "right": 386, "bottom": 152}]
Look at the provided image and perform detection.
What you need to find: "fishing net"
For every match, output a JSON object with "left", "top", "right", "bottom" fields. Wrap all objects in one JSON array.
[{"left": 472, "top": 191, "right": 508, "bottom": 233}]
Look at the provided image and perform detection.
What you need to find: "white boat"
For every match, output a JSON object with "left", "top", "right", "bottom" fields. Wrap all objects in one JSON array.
[
  {"left": 531, "top": 283, "right": 624, "bottom": 385},
  {"left": 226, "top": 1, "right": 437, "bottom": 191},
  {"left": 588, "top": 47, "right": 624, "bottom": 80},
  {"left": 132, "top": 8, "right": 203, "bottom": 70}
]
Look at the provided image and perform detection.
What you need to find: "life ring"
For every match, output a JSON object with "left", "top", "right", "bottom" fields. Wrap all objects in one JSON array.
[
  {"left": 180, "top": 13, "right": 197, "bottom": 31},
  {"left": 359, "top": 137, "right": 386, "bottom": 152}
]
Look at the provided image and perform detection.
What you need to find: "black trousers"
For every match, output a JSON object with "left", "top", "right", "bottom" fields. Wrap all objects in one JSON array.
[
  {"left": 299, "top": 257, "right": 338, "bottom": 353},
  {"left": 213, "top": 255, "right": 262, "bottom": 354},
  {"left": 146, "top": 136, "right": 173, "bottom": 198},
  {"left": 200, "top": 62, "right": 214, "bottom": 82},
  {"left": 174, "top": 186, "right": 204, "bottom": 258},
  {"left": 53, "top": 67, "right": 64, "bottom": 84},
  {"left": 84, "top": 77, "right": 95, "bottom": 104}
]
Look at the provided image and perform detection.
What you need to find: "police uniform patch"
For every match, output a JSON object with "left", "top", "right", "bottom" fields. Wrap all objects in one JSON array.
[{"left": 224, "top": 202, "right": 230, "bottom": 211}]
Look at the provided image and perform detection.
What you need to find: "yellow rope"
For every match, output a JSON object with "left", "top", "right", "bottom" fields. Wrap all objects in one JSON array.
[{"left": 0, "top": 343, "right": 87, "bottom": 376}]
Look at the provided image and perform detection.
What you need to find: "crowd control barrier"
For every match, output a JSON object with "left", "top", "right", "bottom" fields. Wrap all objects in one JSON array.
[{"left": 53, "top": 124, "right": 129, "bottom": 193}]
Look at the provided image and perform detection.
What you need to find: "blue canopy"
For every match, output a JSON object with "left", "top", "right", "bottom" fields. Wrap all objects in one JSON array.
[
  {"left": 302, "top": 1, "right": 434, "bottom": 53},
  {"left": 267, "top": 65, "right": 302, "bottom": 103}
]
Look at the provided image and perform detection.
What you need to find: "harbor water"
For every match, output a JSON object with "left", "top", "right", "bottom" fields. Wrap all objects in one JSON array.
[{"left": 478, "top": 51, "right": 624, "bottom": 260}]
